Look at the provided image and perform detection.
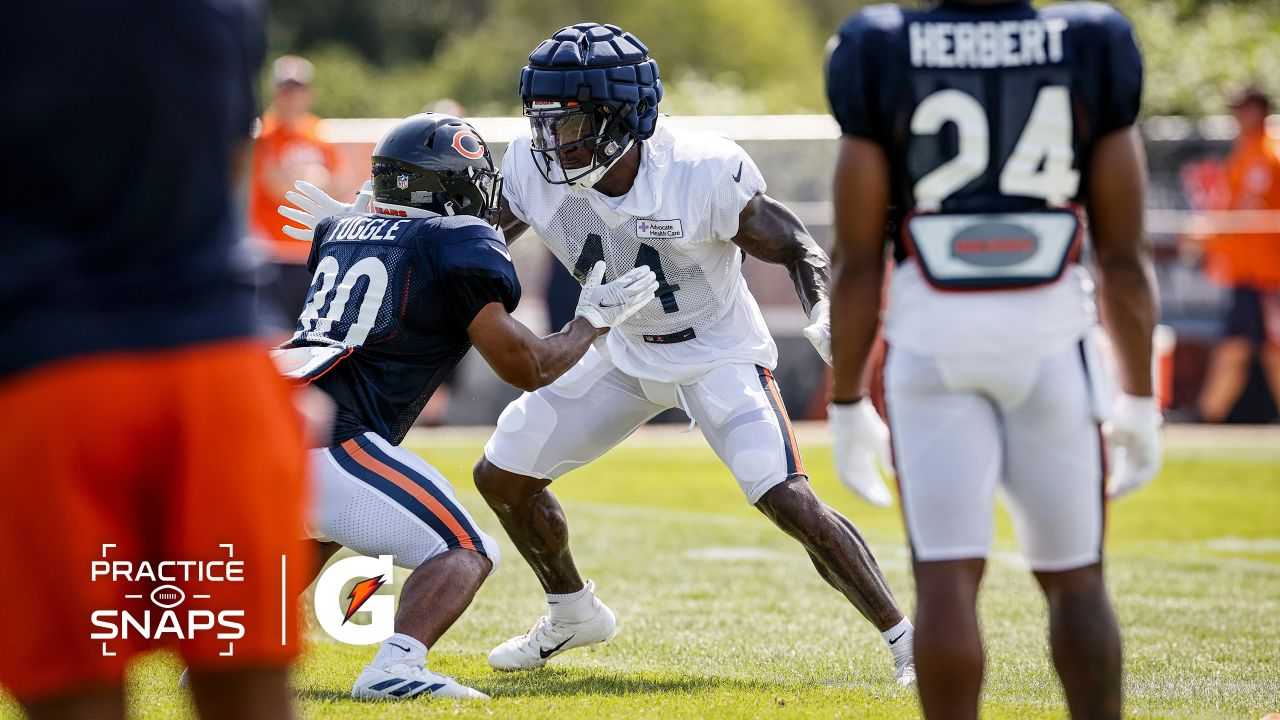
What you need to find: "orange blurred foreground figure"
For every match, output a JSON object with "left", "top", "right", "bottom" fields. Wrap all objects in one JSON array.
[{"left": 0, "top": 1, "right": 310, "bottom": 719}]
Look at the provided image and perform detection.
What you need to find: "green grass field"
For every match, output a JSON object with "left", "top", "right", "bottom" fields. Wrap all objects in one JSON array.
[{"left": 3, "top": 429, "right": 1277, "bottom": 719}]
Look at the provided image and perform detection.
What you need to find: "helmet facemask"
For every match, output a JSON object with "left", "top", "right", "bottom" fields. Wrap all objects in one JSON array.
[{"left": 525, "top": 100, "right": 634, "bottom": 189}]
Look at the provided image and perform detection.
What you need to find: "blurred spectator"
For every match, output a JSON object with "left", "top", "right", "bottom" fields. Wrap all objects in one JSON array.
[
  {"left": 427, "top": 97, "right": 469, "bottom": 117},
  {"left": 1194, "top": 86, "right": 1280, "bottom": 422},
  {"left": 249, "top": 55, "right": 341, "bottom": 331}
]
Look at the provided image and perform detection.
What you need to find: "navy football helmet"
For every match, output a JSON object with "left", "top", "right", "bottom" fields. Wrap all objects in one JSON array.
[
  {"left": 520, "top": 23, "right": 663, "bottom": 188},
  {"left": 369, "top": 113, "right": 502, "bottom": 225}
]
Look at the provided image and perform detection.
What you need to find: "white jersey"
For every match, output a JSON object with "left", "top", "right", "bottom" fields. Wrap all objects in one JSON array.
[{"left": 503, "top": 123, "right": 777, "bottom": 384}]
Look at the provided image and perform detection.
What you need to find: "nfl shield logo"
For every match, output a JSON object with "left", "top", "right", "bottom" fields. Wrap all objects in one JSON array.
[{"left": 396, "top": 174, "right": 410, "bottom": 190}]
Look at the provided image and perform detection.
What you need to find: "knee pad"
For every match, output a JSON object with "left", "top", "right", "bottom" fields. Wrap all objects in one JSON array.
[{"left": 484, "top": 393, "right": 558, "bottom": 477}]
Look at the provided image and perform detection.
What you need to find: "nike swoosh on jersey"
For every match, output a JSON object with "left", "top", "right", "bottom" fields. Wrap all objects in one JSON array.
[{"left": 732, "top": 161, "right": 744, "bottom": 183}]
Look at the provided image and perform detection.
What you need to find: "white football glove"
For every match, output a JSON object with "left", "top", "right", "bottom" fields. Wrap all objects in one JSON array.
[
  {"left": 802, "top": 298, "right": 833, "bottom": 366},
  {"left": 278, "top": 180, "right": 373, "bottom": 241},
  {"left": 1105, "top": 393, "right": 1163, "bottom": 499},
  {"left": 575, "top": 261, "right": 659, "bottom": 329},
  {"left": 829, "top": 398, "right": 895, "bottom": 506}
]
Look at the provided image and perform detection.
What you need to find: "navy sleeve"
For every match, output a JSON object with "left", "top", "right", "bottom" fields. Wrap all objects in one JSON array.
[
  {"left": 826, "top": 6, "right": 899, "bottom": 145},
  {"left": 435, "top": 226, "right": 522, "bottom": 329},
  {"left": 1097, "top": 8, "right": 1143, "bottom": 134},
  {"left": 307, "top": 217, "right": 334, "bottom": 273}
]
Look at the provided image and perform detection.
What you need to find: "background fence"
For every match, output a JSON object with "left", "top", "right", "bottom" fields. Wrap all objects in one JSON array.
[{"left": 292, "top": 114, "right": 1280, "bottom": 424}]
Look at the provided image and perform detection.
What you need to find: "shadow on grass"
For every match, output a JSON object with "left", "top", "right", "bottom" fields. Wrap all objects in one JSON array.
[
  {"left": 470, "top": 666, "right": 775, "bottom": 699},
  {"left": 294, "top": 667, "right": 780, "bottom": 703}
]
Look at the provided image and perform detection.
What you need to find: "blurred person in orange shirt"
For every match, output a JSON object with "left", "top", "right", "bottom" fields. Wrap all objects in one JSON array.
[
  {"left": 249, "top": 55, "right": 341, "bottom": 330},
  {"left": 1196, "top": 86, "right": 1280, "bottom": 422}
]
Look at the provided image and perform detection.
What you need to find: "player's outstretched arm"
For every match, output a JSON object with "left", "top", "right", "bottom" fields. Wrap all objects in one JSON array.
[
  {"left": 467, "top": 262, "right": 657, "bottom": 392},
  {"left": 467, "top": 305, "right": 602, "bottom": 392},
  {"left": 1088, "top": 126, "right": 1163, "bottom": 498}
]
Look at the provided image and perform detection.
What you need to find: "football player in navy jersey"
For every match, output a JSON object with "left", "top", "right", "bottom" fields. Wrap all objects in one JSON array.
[
  {"left": 1, "top": 2, "right": 312, "bottom": 719},
  {"left": 826, "top": 2, "right": 1161, "bottom": 718},
  {"left": 275, "top": 113, "right": 657, "bottom": 700}
]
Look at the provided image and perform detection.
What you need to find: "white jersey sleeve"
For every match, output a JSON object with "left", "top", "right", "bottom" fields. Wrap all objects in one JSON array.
[
  {"left": 704, "top": 140, "right": 767, "bottom": 241},
  {"left": 499, "top": 137, "right": 532, "bottom": 225}
]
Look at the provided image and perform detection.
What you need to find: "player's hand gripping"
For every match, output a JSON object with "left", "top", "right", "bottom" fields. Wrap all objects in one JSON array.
[
  {"left": 829, "top": 398, "right": 895, "bottom": 507},
  {"left": 278, "top": 180, "right": 373, "bottom": 241},
  {"left": 802, "top": 298, "right": 833, "bottom": 366},
  {"left": 575, "top": 261, "right": 659, "bottom": 330},
  {"left": 1105, "top": 393, "right": 1163, "bottom": 499}
]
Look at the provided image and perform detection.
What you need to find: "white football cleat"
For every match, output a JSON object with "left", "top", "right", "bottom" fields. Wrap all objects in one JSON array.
[
  {"left": 350, "top": 664, "right": 488, "bottom": 700},
  {"left": 488, "top": 594, "right": 616, "bottom": 670},
  {"left": 893, "top": 658, "right": 917, "bottom": 686}
]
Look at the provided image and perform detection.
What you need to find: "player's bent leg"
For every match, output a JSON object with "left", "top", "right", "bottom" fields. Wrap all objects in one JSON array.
[
  {"left": 913, "top": 559, "right": 986, "bottom": 720},
  {"left": 477, "top": 353, "right": 661, "bottom": 670},
  {"left": 474, "top": 459, "right": 582, "bottom": 593},
  {"left": 688, "top": 364, "right": 913, "bottom": 680},
  {"left": 756, "top": 479, "right": 904, "bottom": 630},
  {"left": 1033, "top": 564, "right": 1122, "bottom": 720},
  {"left": 474, "top": 459, "right": 617, "bottom": 671},
  {"left": 312, "top": 433, "right": 496, "bottom": 699},
  {"left": 351, "top": 548, "right": 493, "bottom": 701}
]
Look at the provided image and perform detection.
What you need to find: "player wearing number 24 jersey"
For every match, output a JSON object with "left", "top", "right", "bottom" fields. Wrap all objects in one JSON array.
[
  {"left": 473, "top": 23, "right": 917, "bottom": 684},
  {"left": 274, "top": 113, "right": 656, "bottom": 701},
  {"left": 826, "top": 2, "right": 1162, "bottom": 717}
]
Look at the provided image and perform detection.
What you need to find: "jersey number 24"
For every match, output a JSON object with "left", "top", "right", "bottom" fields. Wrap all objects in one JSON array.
[{"left": 911, "top": 85, "right": 1079, "bottom": 211}]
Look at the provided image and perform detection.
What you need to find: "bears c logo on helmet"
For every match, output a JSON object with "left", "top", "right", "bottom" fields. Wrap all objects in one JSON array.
[{"left": 451, "top": 130, "right": 485, "bottom": 160}]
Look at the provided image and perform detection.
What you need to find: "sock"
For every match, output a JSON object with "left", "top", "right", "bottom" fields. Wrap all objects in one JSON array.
[
  {"left": 547, "top": 583, "right": 595, "bottom": 623},
  {"left": 881, "top": 618, "right": 914, "bottom": 665},
  {"left": 370, "top": 632, "right": 428, "bottom": 670}
]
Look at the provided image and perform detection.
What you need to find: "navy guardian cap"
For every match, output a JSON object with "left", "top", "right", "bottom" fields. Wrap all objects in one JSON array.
[{"left": 520, "top": 23, "right": 663, "bottom": 189}]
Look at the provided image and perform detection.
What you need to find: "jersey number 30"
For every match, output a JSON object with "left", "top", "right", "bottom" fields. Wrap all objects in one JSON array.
[
  {"left": 297, "top": 256, "right": 389, "bottom": 346},
  {"left": 911, "top": 85, "right": 1080, "bottom": 211}
]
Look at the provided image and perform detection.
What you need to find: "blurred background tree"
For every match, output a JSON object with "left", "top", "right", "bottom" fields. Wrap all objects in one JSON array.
[{"left": 265, "top": 0, "right": 1280, "bottom": 118}]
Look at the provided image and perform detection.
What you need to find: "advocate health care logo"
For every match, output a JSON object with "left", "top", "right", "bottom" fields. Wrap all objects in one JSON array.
[{"left": 90, "top": 543, "right": 252, "bottom": 656}]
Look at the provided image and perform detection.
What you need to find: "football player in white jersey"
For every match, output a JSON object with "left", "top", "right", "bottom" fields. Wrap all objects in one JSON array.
[{"left": 472, "top": 23, "right": 917, "bottom": 684}]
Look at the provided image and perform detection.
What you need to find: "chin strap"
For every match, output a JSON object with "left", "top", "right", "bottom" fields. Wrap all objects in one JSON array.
[{"left": 569, "top": 137, "right": 635, "bottom": 189}]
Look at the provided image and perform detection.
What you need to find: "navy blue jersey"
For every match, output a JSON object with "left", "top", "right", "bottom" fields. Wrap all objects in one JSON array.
[
  {"left": 0, "top": 0, "right": 264, "bottom": 378},
  {"left": 827, "top": 1, "right": 1142, "bottom": 258},
  {"left": 290, "top": 212, "right": 520, "bottom": 446}
]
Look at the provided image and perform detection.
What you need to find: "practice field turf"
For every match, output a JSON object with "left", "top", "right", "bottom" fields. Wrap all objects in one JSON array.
[{"left": 2, "top": 427, "right": 1276, "bottom": 719}]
